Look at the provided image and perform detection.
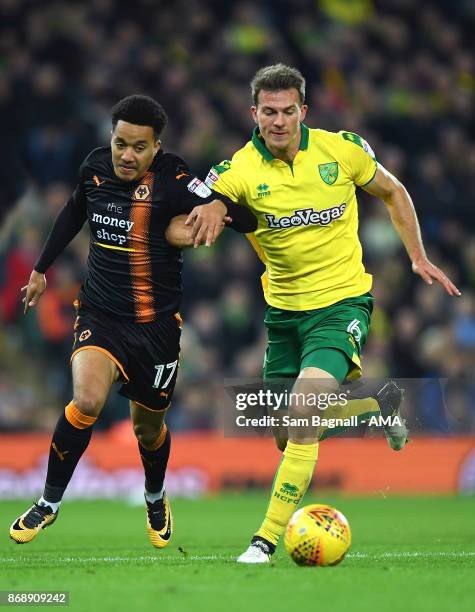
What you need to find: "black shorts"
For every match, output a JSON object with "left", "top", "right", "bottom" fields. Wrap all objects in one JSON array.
[{"left": 72, "top": 301, "right": 182, "bottom": 411}]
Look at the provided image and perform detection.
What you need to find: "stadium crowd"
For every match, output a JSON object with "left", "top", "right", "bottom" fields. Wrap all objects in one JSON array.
[{"left": 0, "top": 0, "right": 474, "bottom": 434}]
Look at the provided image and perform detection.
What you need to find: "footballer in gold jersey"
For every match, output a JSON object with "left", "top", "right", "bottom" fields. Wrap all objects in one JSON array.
[{"left": 167, "top": 64, "right": 460, "bottom": 564}]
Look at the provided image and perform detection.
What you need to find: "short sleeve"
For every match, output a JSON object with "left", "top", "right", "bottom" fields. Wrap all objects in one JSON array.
[
  {"left": 163, "top": 157, "right": 230, "bottom": 215},
  {"left": 339, "top": 131, "right": 377, "bottom": 187},
  {"left": 205, "top": 159, "right": 246, "bottom": 204}
]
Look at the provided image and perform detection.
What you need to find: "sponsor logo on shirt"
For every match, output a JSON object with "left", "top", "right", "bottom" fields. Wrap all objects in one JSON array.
[
  {"left": 187, "top": 177, "right": 212, "bottom": 198},
  {"left": 264, "top": 204, "right": 347, "bottom": 229}
]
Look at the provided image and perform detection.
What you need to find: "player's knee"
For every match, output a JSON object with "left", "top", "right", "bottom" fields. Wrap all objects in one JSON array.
[
  {"left": 289, "top": 400, "right": 312, "bottom": 420},
  {"left": 73, "top": 391, "right": 106, "bottom": 417},
  {"left": 133, "top": 423, "right": 160, "bottom": 448}
]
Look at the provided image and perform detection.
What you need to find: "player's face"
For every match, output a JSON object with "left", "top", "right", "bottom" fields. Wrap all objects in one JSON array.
[
  {"left": 111, "top": 120, "right": 160, "bottom": 182},
  {"left": 251, "top": 89, "right": 307, "bottom": 156}
]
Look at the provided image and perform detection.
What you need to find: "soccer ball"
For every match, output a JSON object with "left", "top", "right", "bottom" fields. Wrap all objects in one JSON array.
[{"left": 284, "top": 503, "right": 351, "bottom": 566}]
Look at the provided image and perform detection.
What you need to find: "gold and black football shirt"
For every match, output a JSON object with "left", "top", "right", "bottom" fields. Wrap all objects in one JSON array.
[{"left": 35, "top": 147, "right": 254, "bottom": 322}]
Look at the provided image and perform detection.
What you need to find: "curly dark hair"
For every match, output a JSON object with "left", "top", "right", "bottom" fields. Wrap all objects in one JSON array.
[
  {"left": 111, "top": 95, "right": 168, "bottom": 138},
  {"left": 251, "top": 64, "right": 306, "bottom": 105}
]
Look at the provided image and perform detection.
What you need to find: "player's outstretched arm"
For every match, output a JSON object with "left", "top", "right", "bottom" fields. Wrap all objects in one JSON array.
[
  {"left": 21, "top": 188, "right": 87, "bottom": 313},
  {"left": 362, "top": 163, "right": 461, "bottom": 297}
]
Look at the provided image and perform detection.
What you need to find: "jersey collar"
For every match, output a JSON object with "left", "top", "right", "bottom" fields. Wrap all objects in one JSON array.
[{"left": 251, "top": 123, "right": 309, "bottom": 161}]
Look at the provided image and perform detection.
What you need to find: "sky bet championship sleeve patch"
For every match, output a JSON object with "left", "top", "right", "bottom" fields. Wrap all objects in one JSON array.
[
  {"left": 341, "top": 132, "right": 376, "bottom": 159},
  {"left": 205, "top": 160, "right": 231, "bottom": 188},
  {"left": 186, "top": 177, "right": 213, "bottom": 198}
]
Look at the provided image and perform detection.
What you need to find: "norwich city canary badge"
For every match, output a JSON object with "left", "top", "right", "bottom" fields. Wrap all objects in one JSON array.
[{"left": 318, "top": 162, "right": 339, "bottom": 185}]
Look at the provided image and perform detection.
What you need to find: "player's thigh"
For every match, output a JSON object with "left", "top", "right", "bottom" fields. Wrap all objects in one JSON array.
[
  {"left": 293, "top": 365, "right": 340, "bottom": 395},
  {"left": 71, "top": 349, "right": 119, "bottom": 416},
  {"left": 263, "top": 305, "right": 303, "bottom": 378},
  {"left": 300, "top": 348, "right": 352, "bottom": 385},
  {"left": 71, "top": 303, "right": 129, "bottom": 416},
  {"left": 118, "top": 312, "right": 182, "bottom": 411},
  {"left": 300, "top": 294, "right": 373, "bottom": 382},
  {"left": 263, "top": 307, "right": 301, "bottom": 450},
  {"left": 288, "top": 366, "right": 339, "bottom": 444}
]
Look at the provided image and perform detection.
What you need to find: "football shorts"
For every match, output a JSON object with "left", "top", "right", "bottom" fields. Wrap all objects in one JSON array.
[
  {"left": 263, "top": 293, "right": 373, "bottom": 383},
  {"left": 72, "top": 300, "right": 182, "bottom": 411}
]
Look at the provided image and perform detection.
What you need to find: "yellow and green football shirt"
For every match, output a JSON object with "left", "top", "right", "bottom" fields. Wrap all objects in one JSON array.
[{"left": 206, "top": 124, "right": 377, "bottom": 311}]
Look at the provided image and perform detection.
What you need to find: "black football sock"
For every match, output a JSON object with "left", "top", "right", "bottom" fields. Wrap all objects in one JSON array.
[
  {"left": 42, "top": 401, "right": 96, "bottom": 503},
  {"left": 139, "top": 425, "right": 171, "bottom": 495}
]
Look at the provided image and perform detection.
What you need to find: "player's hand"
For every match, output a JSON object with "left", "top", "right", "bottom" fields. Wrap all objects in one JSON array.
[
  {"left": 21, "top": 270, "right": 47, "bottom": 314},
  {"left": 185, "top": 199, "right": 227, "bottom": 248},
  {"left": 412, "top": 258, "right": 461, "bottom": 296}
]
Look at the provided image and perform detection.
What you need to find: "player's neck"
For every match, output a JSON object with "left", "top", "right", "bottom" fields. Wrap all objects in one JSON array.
[{"left": 266, "top": 134, "right": 301, "bottom": 164}]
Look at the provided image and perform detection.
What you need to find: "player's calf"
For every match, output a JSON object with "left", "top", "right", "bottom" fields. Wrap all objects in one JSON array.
[
  {"left": 375, "top": 381, "right": 408, "bottom": 451},
  {"left": 8, "top": 399, "right": 99, "bottom": 545}
]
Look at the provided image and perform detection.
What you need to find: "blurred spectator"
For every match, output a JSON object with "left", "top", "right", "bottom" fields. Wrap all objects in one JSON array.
[{"left": 0, "top": 0, "right": 473, "bottom": 432}]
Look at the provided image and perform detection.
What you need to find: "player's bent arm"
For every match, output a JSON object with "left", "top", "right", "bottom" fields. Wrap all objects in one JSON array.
[
  {"left": 362, "top": 164, "right": 460, "bottom": 296},
  {"left": 185, "top": 198, "right": 257, "bottom": 248},
  {"left": 165, "top": 210, "right": 232, "bottom": 249},
  {"left": 186, "top": 198, "right": 257, "bottom": 234},
  {"left": 224, "top": 200, "right": 258, "bottom": 233},
  {"left": 164, "top": 215, "right": 194, "bottom": 248}
]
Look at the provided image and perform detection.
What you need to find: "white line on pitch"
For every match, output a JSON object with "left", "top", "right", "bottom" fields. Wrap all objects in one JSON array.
[
  {"left": 1, "top": 554, "right": 230, "bottom": 563},
  {"left": 348, "top": 552, "right": 475, "bottom": 559},
  {"left": 2, "top": 551, "right": 475, "bottom": 564}
]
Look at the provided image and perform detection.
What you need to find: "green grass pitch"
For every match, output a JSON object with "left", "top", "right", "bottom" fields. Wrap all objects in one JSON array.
[{"left": 1, "top": 494, "right": 475, "bottom": 612}]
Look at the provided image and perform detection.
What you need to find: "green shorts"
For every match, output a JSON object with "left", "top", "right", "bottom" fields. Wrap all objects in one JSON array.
[{"left": 263, "top": 293, "right": 373, "bottom": 384}]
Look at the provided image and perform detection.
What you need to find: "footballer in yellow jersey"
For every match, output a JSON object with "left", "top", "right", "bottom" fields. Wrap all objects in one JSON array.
[
  {"left": 206, "top": 124, "right": 377, "bottom": 311},
  {"left": 167, "top": 64, "right": 460, "bottom": 564}
]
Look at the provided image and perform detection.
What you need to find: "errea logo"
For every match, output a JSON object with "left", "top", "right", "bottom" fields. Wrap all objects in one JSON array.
[
  {"left": 257, "top": 183, "right": 271, "bottom": 198},
  {"left": 265, "top": 204, "right": 347, "bottom": 229}
]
